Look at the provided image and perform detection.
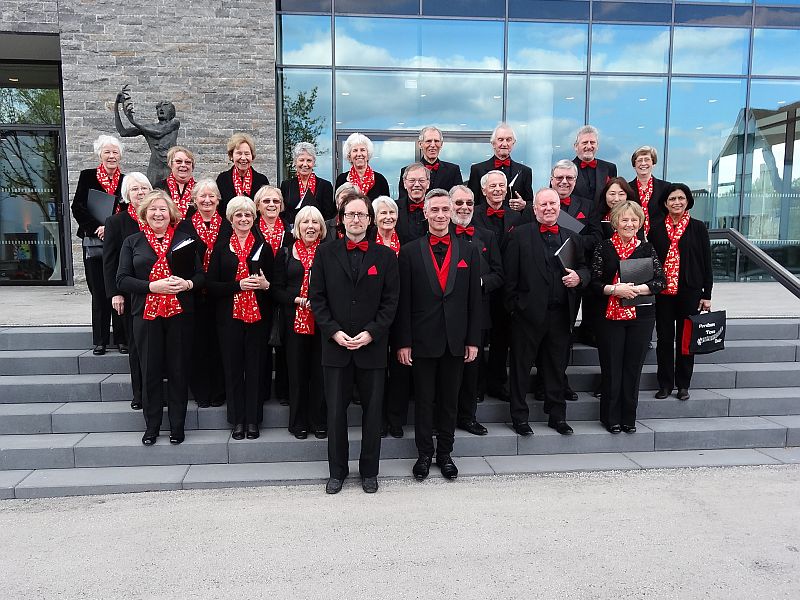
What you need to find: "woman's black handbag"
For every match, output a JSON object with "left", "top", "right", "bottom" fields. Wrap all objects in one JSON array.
[
  {"left": 268, "top": 306, "right": 283, "bottom": 347},
  {"left": 82, "top": 236, "right": 103, "bottom": 261},
  {"left": 681, "top": 310, "right": 726, "bottom": 355}
]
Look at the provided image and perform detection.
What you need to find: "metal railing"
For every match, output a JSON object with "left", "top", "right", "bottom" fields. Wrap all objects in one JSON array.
[{"left": 708, "top": 228, "right": 800, "bottom": 300}]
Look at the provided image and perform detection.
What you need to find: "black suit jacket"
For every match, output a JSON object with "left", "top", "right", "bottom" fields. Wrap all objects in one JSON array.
[
  {"left": 71, "top": 168, "right": 124, "bottom": 238},
  {"left": 560, "top": 193, "right": 603, "bottom": 260},
  {"left": 334, "top": 171, "right": 390, "bottom": 201},
  {"left": 467, "top": 157, "right": 533, "bottom": 205},
  {"left": 215, "top": 167, "right": 270, "bottom": 216},
  {"left": 280, "top": 176, "right": 336, "bottom": 223},
  {"left": 176, "top": 209, "right": 235, "bottom": 270},
  {"left": 472, "top": 202, "right": 522, "bottom": 249},
  {"left": 453, "top": 224, "right": 503, "bottom": 330},
  {"left": 649, "top": 217, "right": 713, "bottom": 301},
  {"left": 572, "top": 157, "right": 618, "bottom": 210},
  {"left": 398, "top": 160, "right": 462, "bottom": 200},
  {"left": 503, "top": 223, "right": 589, "bottom": 331},
  {"left": 394, "top": 235, "right": 482, "bottom": 357},
  {"left": 103, "top": 211, "right": 140, "bottom": 297},
  {"left": 395, "top": 196, "right": 429, "bottom": 244},
  {"left": 309, "top": 239, "right": 399, "bottom": 368},
  {"left": 629, "top": 176, "right": 670, "bottom": 232}
]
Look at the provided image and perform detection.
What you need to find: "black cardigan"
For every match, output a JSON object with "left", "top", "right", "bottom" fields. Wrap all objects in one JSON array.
[
  {"left": 280, "top": 176, "right": 336, "bottom": 222},
  {"left": 649, "top": 217, "right": 713, "bottom": 301},
  {"left": 334, "top": 170, "right": 390, "bottom": 201},
  {"left": 71, "top": 168, "right": 124, "bottom": 238},
  {"left": 215, "top": 167, "right": 270, "bottom": 217}
]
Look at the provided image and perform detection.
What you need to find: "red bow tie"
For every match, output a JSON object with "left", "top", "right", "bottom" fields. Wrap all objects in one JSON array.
[
  {"left": 429, "top": 235, "right": 450, "bottom": 247},
  {"left": 424, "top": 161, "right": 440, "bottom": 171},
  {"left": 408, "top": 201, "right": 424, "bottom": 212},
  {"left": 486, "top": 206, "right": 505, "bottom": 218},
  {"left": 580, "top": 159, "right": 597, "bottom": 169},
  {"left": 561, "top": 196, "right": 571, "bottom": 206},
  {"left": 346, "top": 239, "right": 368, "bottom": 252},
  {"left": 455, "top": 225, "right": 474, "bottom": 236},
  {"left": 494, "top": 158, "right": 511, "bottom": 168},
  {"left": 540, "top": 224, "right": 559, "bottom": 234}
]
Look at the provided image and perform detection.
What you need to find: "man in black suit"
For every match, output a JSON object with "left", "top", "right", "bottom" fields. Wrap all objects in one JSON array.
[
  {"left": 504, "top": 188, "right": 589, "bottom": 436},
  {"left": 310, "top": 192, "right": 400, "bottom": 494},
  {"left": 467, "top": 122, "right": 533, "bottom": 211},
  {"left": 450, "top": 185, "right": 503, "bottom": 436},
  {"left": 398, "top": 127, "right": 462, "bottom": 201},
  {"left": 396, "top": 162, "right": 431, "bottom": 244},
  {"left": 395, "top": 188, "right": 482, "bottom": 480},
  {"left": 571, "top": 125, "right": 618, "bottom": 211}
]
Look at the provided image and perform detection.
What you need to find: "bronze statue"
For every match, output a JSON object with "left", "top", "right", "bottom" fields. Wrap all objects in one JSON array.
[{"left": 114, "top": 84, "right": 180, "bottom": 183}]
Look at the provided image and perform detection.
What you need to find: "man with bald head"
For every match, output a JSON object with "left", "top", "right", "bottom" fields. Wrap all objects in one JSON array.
[
  {"left": 398, "top": 126, "right": 462, "bottom": 201},
  {"left": 467, "top": 123, "right": 532, "bottom": 211},
  {"left": 571, "top": 125, "right": 618, "bottom": 210}
]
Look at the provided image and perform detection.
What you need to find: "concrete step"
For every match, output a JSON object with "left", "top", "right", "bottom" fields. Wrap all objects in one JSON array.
[{"left": 0, "top": 374, "right": 108, "bottom": 404}]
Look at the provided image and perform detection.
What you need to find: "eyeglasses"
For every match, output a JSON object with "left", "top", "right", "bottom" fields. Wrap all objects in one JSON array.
[
  {"left": 261, "top": 198, "right": 281, "bottom": 204},
  {"left": 552, "top": 175, "right": 576, "bottom": 182},
  {"left": 453, "top": 200, "right": 474, "bottom": 207},
  {"left": 343, "top": 212, "right": 369, "bottom": 220},
  {"left": 405, "top": 178, "right": 427, "bottom": 185}
]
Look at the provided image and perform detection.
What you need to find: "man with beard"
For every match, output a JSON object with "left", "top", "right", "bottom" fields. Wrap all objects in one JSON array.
[
  {"left": 467, "top": 123, "right": 532, "bottom": 211},
  {"left": 398, "top": 127, "right": 462, "bottom": 201}
]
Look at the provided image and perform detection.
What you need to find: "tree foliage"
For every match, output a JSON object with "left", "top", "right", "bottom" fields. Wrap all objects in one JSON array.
[{"left": 282, "top": 85, "right": 326, "bottom": 179}]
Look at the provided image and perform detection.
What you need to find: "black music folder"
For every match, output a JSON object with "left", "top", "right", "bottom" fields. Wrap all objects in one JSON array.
[
  {"left": 87, "top": 189, "right": 117, "bottom": 223},
  {"left": 554, "top": 236, "right": 577, "bottom": 273},
  {"left": 557, "top": 210, "right": 585, "bottom": 235},
  {"left": 618, "top": 257, "right": 654, "bottom": 307},
  {"left": 249, "top": 244, "right": 264, "bottom": 275},
  {"left": 169, "top": 237, "right": 196, "bottom": 279}
]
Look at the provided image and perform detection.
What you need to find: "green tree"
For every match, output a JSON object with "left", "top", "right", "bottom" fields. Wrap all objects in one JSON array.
[{"left": 282, "top": 85, "right": 326, "bottom": 179}]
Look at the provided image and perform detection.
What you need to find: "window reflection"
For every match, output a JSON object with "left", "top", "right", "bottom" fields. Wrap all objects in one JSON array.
[
  {"left": 279, "top": 15, "right": 331, "bottom": 65},
  {"left": 507, "top": 22, "right": 587, "bottom": 71},
  {"left": 753, "top": 29, "right": 800, "bottom": 77},
  {"left": 672, "top": 27, "right": 750, "bottom": 75},
  {"left": 0, "top": 63, "right": 61, "bottom": 125},
  {"left": 590, "top": 25, "right": 670, "bottom": 74}
]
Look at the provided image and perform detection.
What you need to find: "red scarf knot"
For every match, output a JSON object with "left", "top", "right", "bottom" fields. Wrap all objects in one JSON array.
[
  {"left": 142, "top": 225, "right": 183, "bottom": 321},
  {"left": 231, "top": 232, "right": 261, "bottom": 323},
  {"left": 293, "top": 239, "right": 320, "bottom": 335},
  {"left": 605, "top": 232, "right": 641, "bottom": 321}
]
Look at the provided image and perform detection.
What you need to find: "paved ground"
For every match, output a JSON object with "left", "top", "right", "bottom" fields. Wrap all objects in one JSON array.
[{"left": 1, "top": 465, "right": 799, "bottom": 599}]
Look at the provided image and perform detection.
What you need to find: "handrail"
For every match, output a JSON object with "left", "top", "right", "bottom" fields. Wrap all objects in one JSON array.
[{"left": 708, "top": 228, "right": 800, "bottom": 300}]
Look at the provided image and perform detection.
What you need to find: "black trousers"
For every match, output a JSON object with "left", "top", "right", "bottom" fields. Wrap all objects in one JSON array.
[
  {"left": 485, "top": 294, "right": 511, "bottom": 391},
  {"left": 413, "top": 352, "right": 464, "bottom": 457},
  {"left": 285, "top": 327, "right": 324, "bottom": 433},
  {"left": 325, "top": 364, "right": 384, "bottom": 479},
  {"left": 218, "top": 316, "right": 266, "bottom": 426},
  {"left": 597, "top": 317, "right": 655, "bottom": 428},
  {"left": 509, "top": 306, "right": 571, "bottom": 424},
  {"left": 121, "top": 300, "right": 142, "bottom": 404},
  {"left": 133, "top": 313, "right": 192, "bottom": 434},
  {"left": 458, "top": 331, "right": 486, "bottom": 424},
  {"left": 85, "top": 255, "right": 124, "bottom": 346},
  {"left": 191, "top": 295, "right": 225, "bottom": 406},
  {"left": 655, "top": 293, "right": 699, "bottom": 391},
  {"left": 384, "top": 346, "right": 411, "bottom": 428}
]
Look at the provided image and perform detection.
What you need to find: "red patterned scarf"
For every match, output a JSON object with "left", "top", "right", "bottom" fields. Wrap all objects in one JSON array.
[
  {"left": 662, "top": 212, "right": 690, "bottom": 295},
  {"left": 127, "top": 203, "right": 143, "bottom": 228},
  {"left": 142, "top": 225, "right": 183, "bottom": 321},
  {"left": 298, "top": 174, "right": 317, "bottom": 200},
  {"left": 348, "top": 164, "right": 375, "bottom": 195},
  {"left": 167, "top": 174, "right": 195, "bottom": 218},
  {"left": 293, "top": 239, "right": 320, "bottom": 335},
  {"left": 233, "top": 167, "right": 253, "bottom": 197},
  {"left": 231, "top": 232, "right": 261, "bottom": 323},
  {"left": 97, "top": 164, "right": 122, "bottom": 214},
  {"left": 259, "top": 217, "right": 285, "bottom": 257},
  {"left": 636, "top": 177, "right": 654, "bottom": 235},
  {"left": 191, "top": 210, "right": 222, "bottom": 272},
  {"left": 376, "top": 229, "right": 400, "bottom": 256},
  {"left": 605, "top": 233, "right": 640, "bottom": 321}
]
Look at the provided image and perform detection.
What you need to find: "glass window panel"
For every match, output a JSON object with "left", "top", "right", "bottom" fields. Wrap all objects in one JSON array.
[
  {"left": 335, "top": 17, "right": 503, "bottom": 69},
  {"left": 755, "top": 6, "right": 800, "bottom": 27},
  {"left": 588, "top": 76, "right": 667, "bottom": 180},
  {"left": 508, "top": 0, "right": 590, "bottom": 21},
  {"left": 334, "top": 0, "right": 419, "bottom": 15},
  {"left": 756, "top": 0, "right": 800, "bottom": 4},
  {"left": 277, "top": 0, "right": 331, "bottom": 12},
  {"left": 590, "top": 25, "right": 670, "bottom": 73},
  {"left": 423, "top": 0, "right": 505, "bottom": 18},
  {"left": 592, "top": 2, "right": 672, "bottom": 23},
  {"left": 674, "top": 3, "right": 753, "bottom": 26},
  {"left": 753, "top": 29, "right": 800, "bottom": 76},
  {"left": 666, "top": 78, "right": 747, "bottom": 228},
  {"left": 337, "top": 136, "right": 417, "bottom": 198},
  {"left": 0, "top": 63, "right": 61, "bottom": 125},
  {"left": 507, "top": 22, "right": 588, "bottom": 71},
  {"left": 671, "top": 27, "right": 750, "bottom": 75},
  {"left": 506, "top": 74, "right": 586, "bottom": 189},
  {"left": 280, "top": 69, "right": 334, "bottom": 182},
  {"left": 336, "top": 71, "right": 503, "bottom": 131},
  {"left": 279, "top": 15, "right": 331, "bottom": 66}
]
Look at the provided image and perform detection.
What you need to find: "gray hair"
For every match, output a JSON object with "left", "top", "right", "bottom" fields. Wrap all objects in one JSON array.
[
  {"left": 449, "top": 184, "right": 474, "bottom": 200},
  {"left": 120, "top": 172, "right": 151, "bottom": 203},
  {"left": 574, "top": 125, "right": 599, "bottom": 144},
  {"left": 93, "top": 134, "right": 123, "bottom": 158},
  {"left": 551, "top": 159, "right": 578, "bottom": 177},
  {"left": 534, "top": 187, "right": 560, "bottom": 204},
  {"left": 480, "top": 169, "right": 507, "bottom": 190},
  {"left": 293, "top": 205, "right": 327, "bottom": 240},
  {"left": 372, "top": 195, "right": 398, "bottom": 215},
  {"left": 335, "top": 182, "right": 357, "bottom": 206},
  {"left": 418, "top": 126, "right": 443, "bottom": 143},
  {"left": 292, "top": 142, "right": 317, "bottom": 163},
  {"left": 226, "top": 196, "right": 257, "bottom": 222},
  {"left": 423, "top": 188, "right": 450, "bottom": 212},
  {"left": 191, "top": 177, "right": 221, "bottom": 202},
  {"left": 490, "top": 122, "right": 516, "bottom": 144},
  {"left": 403, "top": 162, "right": 430, "bottom": 180},
  {"left": 343, "top": 132, "right": 374, "bottom": 162}
]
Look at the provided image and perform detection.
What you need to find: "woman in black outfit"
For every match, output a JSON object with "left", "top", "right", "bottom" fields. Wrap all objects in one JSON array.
[
  {"left": 71, "top": 134, "right": 126, "bottom": 355},
  {"left": 272, "top": 205, "right": 327, "bottom": 439},
  {"left": 650, "top": 183, "right": 713, "bottom": 401},
  {"left": 102, "top": 171, "right": 151, "bottom": 410},
  {"left": 334, "top": 133, "right": 390, "bottom": 201},
  {"left": 116, "top": 190, "right": 204, "bottom": 446},
  {"left": 628, "top": 145, "right": 669, "bottom": 237},
  {"left": 280, "top": 142, "right": 336, "bottom": 223},
  {"left": 206, "top": 196, "right": 274, "bottom": 440},
  {"left": 591, "top": 201, "right": 666, "bottom": 433},
  {"left": 215, "top": 132, "right": 270, "bottom": 217}
]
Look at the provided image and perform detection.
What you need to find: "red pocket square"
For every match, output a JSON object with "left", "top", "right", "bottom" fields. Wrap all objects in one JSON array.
[
  {"left": 457, "top": 259, "right": 468, "bottom": 268},
  {"left": 367, "top": 265, "right": 378, "bottom": 275},
  {"left": 577, "top": 211, "right": 585, "bottom": 219},
  {"left": 482, "top": 247, "right": 487, "bottom": 252}
]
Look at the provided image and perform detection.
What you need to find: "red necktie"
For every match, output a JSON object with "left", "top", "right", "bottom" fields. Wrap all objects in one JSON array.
[
  {"left": 494, "top": 158, "right": 511, "bottom": 168},
  {"left": 346, "top": 240, "right": 368, "bottom": 252},
  {"left": 429, "top": 235, "right": 450, "bottom": 246},
  {"left": 456, "top": 225, "right": 474, "bottom": 236},
  {"left": 561, "top": 196, "right": 571, "bottom": 206},
  {"left": 580, "top": 160, "right": 597, "bottom": 169},
  {"left": 487, "top": 206, "right": 505, "bottom": 218},
  {"left": 408, "top": 201, "right": 424, "bottom": 212},
  {"left": 540, "top": 224, "right": 559, "bottom": 234},
  {"left": 424, "top": 162, "right": 440, "bottom": 171}
]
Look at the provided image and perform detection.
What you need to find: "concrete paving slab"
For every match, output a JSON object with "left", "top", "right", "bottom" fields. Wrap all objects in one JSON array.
[
  {"left": 636, "top": 389, "right": 730, "bottom": 419},
  {"left": 78, "top": 351, "right": 130, "bottom": 374},
  {"left": 375, "top": 457, "right": 495, "bottom": 478},
  {"left": 452, "top": 424, "right": 518, "bottom": 456},
  {"left": 73, "top": 430, "right": 229, "bottom": 467},
  {"left": 722, "top": 388, "right": 800, "bottom": 416},
  {"left": 14, "top": 465, "right": 189, "bottom": 498},
  {"left": 0, "top": 374, "right": 106, "bottom": 403},
  {"left": 0, "top": 326, "right": 92, "bottom": 350},
  {"left": 0, "top": 469, "right": 32, "bottom": 499},
  {"left": 762, "top": 415, "right": 800, "bottom": 446},
  {"left": 624, "top": 448, "right": 781, "bottom": 469},
  {"left": 517, "top": 420, "right": 654, "bottom": 455},
  {"left": 0, "top": 350, "right": 82, "bottom": 375},
  {"left": 564, "top": 364, "right": 738, "bottom": 391},
  {"left": 694, "top": 340, "right": 800, "bottom": 364},
  {"left": 486, "top": 452, "right": 640, "bottom": 474},
  {"left": 756, "top": 447, "right": 800, "bottom": 463},
  {"left": 641, "top": 416, "right": 787, "bottom": 450},
  {"left": 51, "top": 401, "right": 199, "bottom": 433},
  {"left": 722, "top": 318, "right": 800, "bottom": 340},
  {"left": 0, "top": 433, "right": 85, "bottom": 469},
  {"left": 732, "top": 362, "right": 800, "bottom": 388},
  {"left": 196, "top": 405, "right": 230, "bottom": 429},
  {"left": 99, "top": 373, "right": 134, "bottom": 401},
  {"left": 0, "top": 402, "right": 60, "bottom": 434},
  {"left": 227, "top": 428, "right": 329, "bottom": 463},
  {"left": 183, "top": 461, "right": 330, "bottom": 488}
]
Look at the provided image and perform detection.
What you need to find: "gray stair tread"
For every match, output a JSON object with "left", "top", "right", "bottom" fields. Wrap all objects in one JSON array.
[
  {"left": 762, "top": 415, "right": 800, "bottom": 427},
  {"left": 0, "top": 349, "right": 84, "bottom": 359},
  {"left": 638, "top": 416, "right": 785, "bottom": 432},
  {"left": 517, "top": 420, "right": 655, "bottom": 455},
  {"left": 0, "top": 433, "right": 86, "bottom": 449},
  {"left": 75, "top": 429, "right": 229, "bottom": 448},
  {"left": 13, "top": 465, "right": 189, "bottom": 498},
  {"left": 714, "top": 387, "right": 800, "bottom": 399},
  {"left": 0, "top": 403, "right": 63, "bottom": 416},
  {"left": 0, "top": 327, "right": 92, "bottom": 350},
  {"left": 727, "top": 362, "right": 800, "bottom": 372},
  {"left": 623, "top": 448, "right": 782, "bottom": 469},
  {"left": 757, "top": 447, "right": 800, "bottom": 463},
  {"left": 721, "top": 319, "right": 800, "bottom": 340},
  {"left": 485, "top": 452, "right": 640, "bottom": 474},
  {"left": 0, "top": 469, "right": 32, "bottom": 499}
]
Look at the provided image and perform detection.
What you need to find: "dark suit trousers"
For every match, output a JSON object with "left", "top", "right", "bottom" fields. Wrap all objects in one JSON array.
[
  {"left": 597, "top": 317, "right": 654, "bottom": 427},
  {"left": 458, "top": 331, "right": 486, "bottom": 424},
  {"left": 325, "top": 364, "right": 384, "bottom": 479},
  {"left": 509, "top": 307, "right": 571, "bottom": 424},
  {"left": 271, "top": 346, "right": 289, "bottom": 400},
  {"left": 486, "top": 294, "right": 511, "bottom": 390},
  {"left": 285, "top": 328, "right": 324, "bottom": 433},
  {"left": 218, "top": 317, "right": 266, "bottom": 426},
  {"left": 413, "top": 353, "right": 464, "bottom": 457},
  {"left": 133, "top": 313, "right": 191, "bottom": 433},
  {"left": 121, "top": 301, "right": 142, "bottom": 403},
  {"left": 384, "top": 346, "right": 411, "bottom": 427},
  {"left": 655, "top": 293, "right": 699, "bottom": 390},
  {"left": 191, "top": 295, "right": 225, "bottom": 406},
  {"left": 85, "top": 255, "right": 124, "bottom": 346}
]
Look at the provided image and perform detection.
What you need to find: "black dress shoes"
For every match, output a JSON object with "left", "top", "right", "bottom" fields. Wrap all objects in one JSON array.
[
  {"left": 169, "top": 429, "right": 185, "bottom": 444},
  {"left": 246, "top": 424, "right": 260, "bottom": 439},
  {"left": 412, "top": 455, "right": 432, "bottom": 480},
  {"left": 293, "top": 429, "right": 308, "bottom": 440},
  {"left": 458, "top": 420, "right": 488, "bottom": 436},
  {"left": 232, "top": 424, "right": 245, "bottom": 440},
  {"left": 380, "top": 424, "right": 388, "bottom": 438},
  {"left": 564, "top": 387, "right": 579, "bottom": 401},
  {"left": 512, "top": 421, "right": 533, "bottom": 436},
  {"left": 130, "top": 398, "right": 142, "bottom": 410},
  {"left": 278, "top": 397, "right": 289, "bottom": 406},
  {"left": 436, "top": 454, "right": 458, "bottom": 479},
  {"left": 118, "top": 343, "right": 129, "bottom": 355},
  {"left": 655, "top": 388, "right": 671, "bottom": 399},
  {"left": 607, "top": 424, "right": 622, "bottom": 434},
  {"left": 92, "top": 345, "right": 106, "bottom": 356},
  {"left": 196, "top": 399, "right": 211, "bottom": 408},
  {"left": 326, "top": 477, "right": 344, "bottom": 494},
  {"left": 676, "top": 389, "right": 690, "bottom": 401},
  {"left": 621, "top": 424, "right": 637, "bottom": 433},
  {"left": 142, "top": 430, "right": 158, "bottom": 445},
  {"left": 389, "top": 425, "right": 404, "bottom": 439},
  {"left": 210, "top": 397, "right": 225, "bottom": 407},
  {"left": 549, "top": 420, "right": 574, "bottom": 435},
  {"left": 362, "top": 476, "right": 378, "bottom": 493},
  {"left": 314, "top": 429, "right": 328, "bottom": 439}
]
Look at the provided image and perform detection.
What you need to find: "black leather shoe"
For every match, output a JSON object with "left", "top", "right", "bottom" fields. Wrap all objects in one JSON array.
[
  {"left": 169, "top": 429, "right": 184, "bottom": 444},
  {"left": 380, "top": 424, "right": 388, "bottom": 438},
  {"left": 389, "top": 425, "right": 404, "bottom": 439},
  {"left": 655, "top": 388, "right": 671, "bottom": 399},
  {"left": 118, "top": 343, "right": 129, "bottom": 355},
  {"left": 196, "top": 399, "right": 210, "bottom": 408},
  {"left": 326, "top": 477, "right": 344, "bottom": 494},
  {"left": 246, "top": 424, "right": 260, "bottom": 439},
  {"left": 621, "top": 424, "right": 637, "bottom": 434},
  {"left": 549, "top": 420, "right": 574, "bottom": 435},
  {"left": 92, "top": 345, "right": 106, "bottom": 356},
  {"left": 130, "top": 398, "right": 142, "bottom": 410},
  {"left": 412, "top": 455, "right": 432, "bottom": 480},
  {"left": 677, "top": 389, "right": 690, "bottom": 401},
  {"left": 279, "top": 398, "right": 289, "bottom": 406},
  {"left": 512, "top": 421, "right": 533, "bottom": 436},
  {"left": 293, "top": 429, "right": 308, "bottom": 440},
  {"left": 232, "top": 424, "right": 245, "bottom": 440},
  {"left": 564, "top": 387, "right": 578, "bottom": 401},
  {"left": 314, "top": 429, "right": 328, "bottom": 439},
  {"left": 361, "top": 476, "right": 378, "bottom": 493},
  {"left": 142, "top": 430, "right": 158, "bottom": 445},
  {"left": 458, "top": 420, "right": 488, "bottom": 436},
  {"left": 210, "top": 397, "right": 225, "bottom": 407},
  {"left": 607, "top": 424, "right": 621, "bottom": 434},
  {"left": 436, "top": 454, "right": 458, "bottom": 479}
]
